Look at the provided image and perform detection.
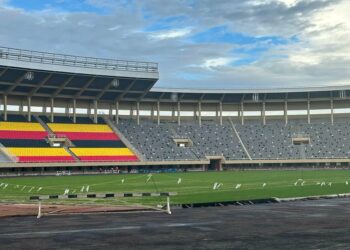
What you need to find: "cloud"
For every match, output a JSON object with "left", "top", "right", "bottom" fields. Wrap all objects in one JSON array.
[
  {"left": 149, "top": 27, "right": 192, "bottom": 40},
  {"left": 201, "top": 58, "right": 234, "bottom": 69},
  {"left": 0, "top": 0, "right": 348, "bottom": 90}
]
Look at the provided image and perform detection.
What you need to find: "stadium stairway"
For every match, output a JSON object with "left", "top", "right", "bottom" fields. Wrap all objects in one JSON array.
[
  {"left": 228, "top": 118, "right": 252, "bottom": 160},
  {"left": 104, "top": 118, "right": 145, "bottom": 161}
]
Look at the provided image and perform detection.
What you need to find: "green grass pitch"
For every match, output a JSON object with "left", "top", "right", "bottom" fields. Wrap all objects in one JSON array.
[{"left": 1, "top": 170, "right": 350, "bottom": 206}]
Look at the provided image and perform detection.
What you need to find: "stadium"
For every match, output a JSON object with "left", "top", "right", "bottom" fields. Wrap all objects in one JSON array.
[
  {"left": 1, "top": 45, "right": 350, "bottom": 248},
  {"left": 1, "top": 45, "right": 350, "bottom": 203}
]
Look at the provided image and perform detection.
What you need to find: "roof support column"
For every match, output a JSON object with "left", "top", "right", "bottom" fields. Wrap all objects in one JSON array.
[
  {"left": 171, "top": 104, "right": 175, "bottom": 122},
  {"left": 108, "top": 104, "right": 112, "bottom": 119},
  {"left": 3, "top": 95, "right": 7, "bottom": 121},
  {"left": 151, "top": 103, "right": 154, "bottom": 121},
  {"left": 50, "top": 98, "right": 54, "bottom": 123},
  {"left": 72, "top": 99, "right": 76, "bottom": 123},
  {"left": 284, "top": 100, "right": 288, "bottom": 125},
  {"left": 262, "top": 101, "right": 266, "bottom": 125},
  {"left": 136, "top": 102, "right": 140, "bottom": 125},
  {"left": 157, "top": 101, "right": 160, "bottom": 125},
  {"left": 93, "top": 100, "right": 98, "bottom": 124},
  {"left": 330, "top": 98, "right": 334, "bottom": 125},
  {"left": 219, "top": 102, "right": 223, "bottom": 126},
  {"left": 307, "top": 98, "right": 311, "bottom": 124},
  {"left": 27, "top": 96, "right": 31, "bottom": 122},
  {"left": 115, "top": 101, "right": 119, "bottom": 125},
  {"left": 198, "top": 102, "right": 202, "bottom": 127},
  {"left": 177, "top": 102, "right": 181, "bottom": 126},
  {"left": 240, "top": 101, "right": 244, "bottom": 125}
]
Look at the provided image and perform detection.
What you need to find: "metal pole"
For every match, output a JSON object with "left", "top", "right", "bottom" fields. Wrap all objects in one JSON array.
[
  {"left": 262, "top": 101, "right": 266, "bottom": 125},
  {"left": 240, "top": 102, "right": 244, "bottom": 125},
  {"left": 177, "top": 102, "right": 181, "bottom": 126},
  {"left": 166, "top": 196, "right": 172, "bottom": 215},
  {"left": 330, "top": 98, "right": 334, "bottom": 125},
  {"left": 157, "top": 101, "right": 160, "bottom": 125},
  {"left": 115, "top": 101, "right": 119, "bottom": 124},
  {"left": 50, "top": 98, "right": 54, "bottom": 122},
  {"left": 198, "top": 102, "right": 202, "bottom": 127},
  {"left": 219, "top": 102, "right": 223, "bottom": 126},
  {"left": 94, "top": 100, "right": 98, "bottom": 124},
  {"left": 3, "top": 95, "right": 7, "bottom": 121},
  {"left": 307, "top": 99, "right": 311, "bottom": 124},
  {"left": 136, "top": 102, "right": 140, "bottom": 125},
  {"left": 284, "top": 100, "right": 288, "bottom": 125},
  {"left": 27, "top": 96, "right": 31, "bottom": 122},
  {"left": 37, "top": 200, "right": 42, "bottom": 219},
  {"left": 73, "top": 99, "right": 76, "bottom": 123}
]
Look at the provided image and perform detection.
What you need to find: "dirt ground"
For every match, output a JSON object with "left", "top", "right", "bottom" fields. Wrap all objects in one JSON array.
[{"left": 0, "top": 203, "right": 152, "bottom": 217}]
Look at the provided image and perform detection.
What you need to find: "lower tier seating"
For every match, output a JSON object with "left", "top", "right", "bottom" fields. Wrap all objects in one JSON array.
[{"left": 6, "top": 147, "right": 75, "bottom": 163}]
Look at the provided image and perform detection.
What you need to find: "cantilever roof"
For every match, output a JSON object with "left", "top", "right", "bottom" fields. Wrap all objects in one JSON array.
[
  {"left": 0, "top": 46, "right": 158, "bottom": 102},
  {"left": 143, "top": 86, "right": 350, "bottom": 103},
  {"left": 1, "top": 46, "right": 350, "bottom": 103}
]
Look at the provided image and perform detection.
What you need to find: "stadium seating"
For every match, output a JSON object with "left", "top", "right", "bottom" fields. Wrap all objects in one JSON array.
[
  {"left": 116, "top": 118, "right": 350, "bottom": 161},
  {"left": 45, "top": 117, "right": 138, "bottom": 162},
  {"left": 116, "top": 119, "right": 247, "bottom": 161},
  {"left": 0, "top": 115, "right": 75, "bottom": 163}
]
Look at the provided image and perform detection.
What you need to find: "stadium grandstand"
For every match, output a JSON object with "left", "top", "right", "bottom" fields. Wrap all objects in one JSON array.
[{"left": 1, "top": 46, "right": 350, "bottom": 173}]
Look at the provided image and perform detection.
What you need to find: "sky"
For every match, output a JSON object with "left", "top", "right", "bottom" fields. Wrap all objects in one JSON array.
[{"left": 0, "top": 0, "right": 349, "bottom": 90}]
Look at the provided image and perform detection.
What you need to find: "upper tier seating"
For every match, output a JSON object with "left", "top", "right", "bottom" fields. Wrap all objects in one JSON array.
[{"left": 46, "top": 116, "right": 138, "bottom": 162}]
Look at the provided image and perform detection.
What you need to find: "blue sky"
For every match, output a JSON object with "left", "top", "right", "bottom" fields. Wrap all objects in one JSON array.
[{"left": 0, "top": 0, "right": 349, "bottom": 89}]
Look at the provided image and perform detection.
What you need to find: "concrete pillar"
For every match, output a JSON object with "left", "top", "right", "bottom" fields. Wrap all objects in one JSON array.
[
  {"left": 130, "top": 104, "right": 134, "bottom": 119},
  {"left": 27, "top": 96, "right": 31, "bottom": 122},
  {"left": 171, "top": 104, "right": 175, "bottom": 122},
  {"left": 136, "top": 102, "right": 140, "bottom": 125},
  {"left": 50, "top": 98, "right": 54, "bottom": 122},
  {"left": 219, "top": 102, "right": 223, "bottom": 126},
  {"left": 115, "top": 101, "right": 119, "bottom": 124},
  {"left": 198, "top": 102, "right": 202, "bottom": 127},
  {"left": 72, "top": 99, "right": 76, "bottom": 123},
  {"left": 330, "top": 98, "right": 334, "bottom": 125},
  {"left": 177, "top": 102, "right": 181, "bottom": 126},
  {"left": 284, "top": 100, "right": 288, "bottom": 125},
  {"left": 3, "top": 95, "right": 7, "bottom": 121},
  {"left": 109, "top": 104, "right": 112, "bottom": 119},
  {"left": 151, "top": 104, "right": 154, "bottom": 121},
  {"left": 307, "top": 99, "right": 311, "bottom": 124},
  {"left": 157, "top": 101, "right": 160, "bottom": 125},
  {"left": 240, "top": 102, "right": 244, "bottom": 125},
  {"left": 262, "top": 101, "right": 266, "bottom": 125},
  {"left": 93, "top": 100, "right": 98, "bottom": 124}
]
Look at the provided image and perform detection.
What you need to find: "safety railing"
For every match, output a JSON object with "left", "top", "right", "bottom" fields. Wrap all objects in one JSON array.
[{"left": 0, "top": 46, "right": 158, "bottom": 73}]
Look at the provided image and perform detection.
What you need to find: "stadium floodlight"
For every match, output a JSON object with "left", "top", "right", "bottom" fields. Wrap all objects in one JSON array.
[
  {"left": 111, "top": 78, "right": 119, "bottom": 88},
  {"left": 24, "top": 71, "right": 34, "bottom": 81}
]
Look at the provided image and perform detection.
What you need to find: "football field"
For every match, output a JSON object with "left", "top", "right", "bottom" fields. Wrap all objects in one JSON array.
[{"left": 1, "top": 170, "right": 350, "bottom": 206}]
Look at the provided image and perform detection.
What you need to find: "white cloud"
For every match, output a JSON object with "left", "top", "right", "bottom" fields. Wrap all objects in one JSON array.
[
  {"left": 149, "top": 28, "right": 192, "bottom": 40},
  {"left": 201, "top": 57, "right": 234, "bottom": 69}
]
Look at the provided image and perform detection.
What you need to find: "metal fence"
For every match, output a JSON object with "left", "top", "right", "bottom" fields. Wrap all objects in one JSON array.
[{"left": 0, "top": 46, "right": 158, "bottom": 73}]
